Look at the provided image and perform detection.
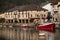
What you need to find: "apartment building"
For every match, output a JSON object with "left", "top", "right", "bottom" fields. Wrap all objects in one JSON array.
[
  {"left": 52, "top": 2, "right": 60, "bottom": 22},
  {"left": 0, "top": 2, "right": 60, "bottom": 23},
  {"left": 3, "top": 4, "right": 48, "bottom": 23}
]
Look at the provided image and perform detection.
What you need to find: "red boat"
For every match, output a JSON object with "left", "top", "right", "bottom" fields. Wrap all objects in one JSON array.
[{"left": 36, "top": 23, "right": 55, "bottom": 33}]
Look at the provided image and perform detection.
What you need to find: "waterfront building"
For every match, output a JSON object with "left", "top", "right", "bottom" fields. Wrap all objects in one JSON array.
[{"left": 3, "top": 4, "right": 48, "bottom": 23}]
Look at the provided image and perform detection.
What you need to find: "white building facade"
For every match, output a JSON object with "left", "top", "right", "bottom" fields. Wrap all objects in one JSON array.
[
  {"left": 4, "top": 10, "right": 48, "bottom": 23},
  {"left": 1, "top": 2, "right": 60, "bottom": 23}
]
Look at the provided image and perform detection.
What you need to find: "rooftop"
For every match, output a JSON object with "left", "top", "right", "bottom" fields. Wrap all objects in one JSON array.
[{"left": 6, "top": 4, "right": 48, "bottom": 12}]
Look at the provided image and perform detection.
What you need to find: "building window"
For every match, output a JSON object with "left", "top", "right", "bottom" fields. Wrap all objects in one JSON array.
[
  {"left": 22, "top": 12, "right": 24, "bottom": 17},
  {"left": 31, "top": 14, "right": 32, "bottom": 18},
  {"left": 37, "top": 15, "right": 38, "bottom": 17},
  {"left": 26, "top": 13, "right": 27, "bottom": 17},
  {"left": 54, "top": 11, "right": 58, "bottom": 14},
  {"left": 15, "top": 20, "right": 18, "bottom": 23},
  {"left": 44, "top": 14, "right": 46, "bottom": 18},
  {"left": 26, "top": 19, "right": 28, "bottom": 23},
  {"left": 11, "top": 12, "right": 12, "bottom": 15},
  {"left": 8, "top": 12, "right": 9, "bottom": 15},
  {"left": 28, "top": 13, "right": 29, "bottom": 18},
  {"left": 22, "top": 19, "right": 25, "bottom": 23},
  {"left": 11, "top": 20, "right": 13, "bottom": 23},
  {"left": 19, "top": 20, "right": 21, "bottom": 23},
  {"left": 8, "top": 20, "right": 10, "bottom": 23},
  {"left": 6, "top": 20, "right": 8, "bottom": 23},
  {"left": 41, "top": 14, "right": 43, "bottom": 19},
  {"left": 18, "top": 15, "right": 20, "bottom": 18},
  {"left": 30, "top": 18, "right": 34, "bottom": 23}
]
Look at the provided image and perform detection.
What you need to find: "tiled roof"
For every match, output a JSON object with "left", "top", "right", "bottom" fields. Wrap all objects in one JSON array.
[{"left": 7, "top": 4, "right": 48, "bottom": 12}]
